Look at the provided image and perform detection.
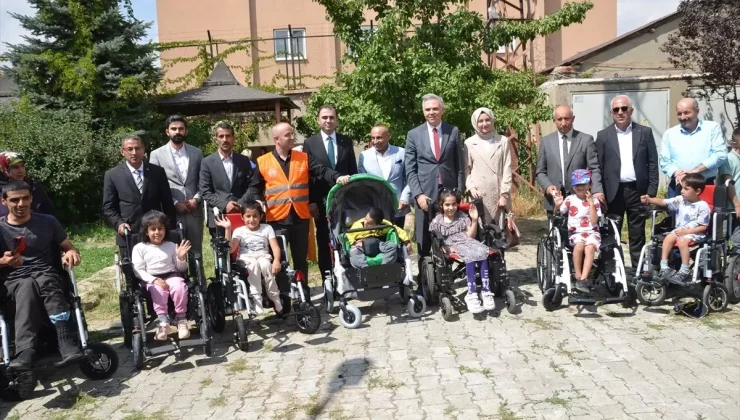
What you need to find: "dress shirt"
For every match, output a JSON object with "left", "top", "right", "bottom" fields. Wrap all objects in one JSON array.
[
  {"left": 170, "top": 143, "right": 189, "bottom": 182},
  {"left": 659, "top": 120, "right": 727, "bottom": 180},
  {"left": 125, "top": 161, "right": 144, "bottom": 188},
  {"left": 616, "top": 124, "right": 637, "bottom": 182},
  {"left": 320, "top": 131, "right": 338, "bottom": 164},
  {"left": 558, "top": 129, "right": 574, "bottom": 185},
  {"left": 426, "top": 122, "right": 442, "bottom": 156},
  {"left": 219, "top": 150, "right": 234, "bottom": 183},
  {"left": 374, "top": 147, "right": 394, "bottom": 180}
]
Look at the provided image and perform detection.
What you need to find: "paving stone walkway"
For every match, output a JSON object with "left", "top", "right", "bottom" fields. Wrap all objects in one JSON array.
[{"left": 2, "top": 238, "right": 740, "bottom": 420}]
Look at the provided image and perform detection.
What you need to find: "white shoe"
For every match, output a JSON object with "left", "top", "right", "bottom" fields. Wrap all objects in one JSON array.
[
  {"left": 252, "top": 294, "right": 264, "bottom": 314},
  {"left": 177, "top": 319, "right": 190, "bottom": 340},
  {"left": 481, "top": 291, "right": 496, "bottom": 311},
  {"left": 464, "top": 292, "right": 484, "bottom": 314}
]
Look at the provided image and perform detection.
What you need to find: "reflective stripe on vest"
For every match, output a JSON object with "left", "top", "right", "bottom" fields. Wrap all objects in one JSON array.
[{"left": 257, "top": 151, "right": 311, "bottom": 221}]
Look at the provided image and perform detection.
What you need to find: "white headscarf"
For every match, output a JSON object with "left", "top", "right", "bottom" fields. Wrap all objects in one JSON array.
[{"left": 471, "top": 107, "right": 495, "bottom": 141}]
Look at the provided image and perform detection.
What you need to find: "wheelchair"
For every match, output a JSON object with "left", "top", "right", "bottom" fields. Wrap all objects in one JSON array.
[
  {"left": 536, "top": 212, "right": 636, "bottom": 311},
  {"left": 206, "top": 210, "right": 321, "bottom": 352},
  {"left": 419, "top": 200, "right": 516, "bottom": 321},
  {"left": 1, "top": 260, "right": 119, "bottom": 400},
  {"left": 634, "top": 183, "right": 733, "bottom": 312},
  {"left": 117, "top": 224, "right": 212, "bottom": 370}
]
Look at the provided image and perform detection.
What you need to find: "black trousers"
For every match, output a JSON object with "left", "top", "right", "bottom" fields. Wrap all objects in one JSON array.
[
  {"left": 607, "top": 182, "right": 646, "bottom": 269},
  {"left": 271, "top": 219, "right": 309, "bottom": 282},
  {"left": 314, "top": 207, "right": 333, "bottom": 279},
  {"left": 5, "top": 272, "right": 69, "bottom": 355}
]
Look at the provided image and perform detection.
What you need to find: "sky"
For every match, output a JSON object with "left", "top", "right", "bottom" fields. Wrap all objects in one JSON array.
[{"left": 0, "top": 0, "right": 681, "bottom": 56}]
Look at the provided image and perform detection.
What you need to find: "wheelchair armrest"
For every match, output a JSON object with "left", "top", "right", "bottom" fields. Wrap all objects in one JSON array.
[{"left": 430, "top": 231, "right": 445, "bottom": 242}]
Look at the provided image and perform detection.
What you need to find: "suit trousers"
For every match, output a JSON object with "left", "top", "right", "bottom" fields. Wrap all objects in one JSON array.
[
  {"left": 177, "top": 211, "right": 204, "bottom": 255},
  {"left": 5, "top": 272, "right": 69, "bottom": 355},
  {"left": 272, "top": 219, "right": 311, "bottom": 300},
  {"left": 607, "top": 182, "right": 647, "bottom": 269},
  {"left": 314, "top": 206, "right": 333, "bottom": 279}
]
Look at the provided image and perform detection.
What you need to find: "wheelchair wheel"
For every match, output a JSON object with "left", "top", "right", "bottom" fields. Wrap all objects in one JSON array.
[
  {"left": 542, "top": 287, "right": 562, "bottom": 311},
  {"left": 79, "top": 343, "right": 119, "bottom": 380},
  {"left": 407, "top": 295, "right": 426, "bottom": 318},
  {"left": 420, "top": 257, "right": 437, "bottom": 305},
  {"left": 207, "top": 282, "right": 226, "bottom": 333},
  {"left": 119, "top": 293, "right": 134, "bottom": 349},
  {"left": 440, "top": 294, "right": 454, "bottom": 321},
  {"left": 132, "top": 331, "right": 144, "bottom": 370},
  {"left": 723, "top": 254, "right": 740, "bottom": 304},
  {"left": 504, "top": 289, "right": 516, "bottom": 313},
  {"left": 339, "top": 304, "right": 362, "bottom": 329},
  {"left": 703, "top": 284, "right": 729, "bottom": 312},
  {"left": 636, "top": 281, "right": 666, "bottom": 307},
  {"left": 296, "top": 304, "right": 321, "bottom": 334},
  {"left": 235, "top": 314, "right": 248, "bottom": 352},
  {"left": 536, "top": 239, "right": 547, "bottom": 293},
  {"left": 323, "top": 279, "right": 338, "bottom": 314},
  {"left": 603, "top": 272, "right": 621, "bottom": 297},
  {"left": 0, "top": 370, "right": 35, "bottom": 401}
]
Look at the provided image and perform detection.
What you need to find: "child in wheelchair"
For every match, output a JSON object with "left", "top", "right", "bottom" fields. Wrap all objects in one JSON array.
[
  {"left": 347, "top": 207, "right": 412, "bottom": 269},
  {"left": 429, "top": 188, "right": 493, "bottom": 313},
  {"left": 641, "top": 173, "right": 710, "bottom": 285},
  {"left": 553, "top": 169, "right": 602, "bottom": 293},
  {"left": 214, "top": 201, "right": 283, "bottom": 315},
  {"left": 131, "top": 210, "right": 192, "bottom": 341}
]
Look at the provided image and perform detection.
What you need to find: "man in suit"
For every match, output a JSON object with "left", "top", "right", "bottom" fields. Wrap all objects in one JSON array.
[
  {"left": 405, "top": 94, "right": 463, "bottom": 258},
  {"left": 536, "top": 105, "right": 604, "bottom": 213},
  {"left": 358, "top": 124, "right": 411, "bottom": 227},
  {"left": 149, "top": 115, "right": 205, "bottom": 254},
  {"left": 199, "top": 122, "right": 260, "bottom": 235},
  {"left": 302, "top": 105, "right": 354, "bottom": 278},
  {"left": 595, "top": 95, "right": 659, "bottom": 270},
  {"left": 103, "top": 135, "right": 176, "bottom": 256}
]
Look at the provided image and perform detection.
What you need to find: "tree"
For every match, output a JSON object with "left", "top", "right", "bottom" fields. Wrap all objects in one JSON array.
[
  {"left": 1, "top": 0, "right": 160, "bottom": 127},
  {"left": 662, "top": 0, "right": 740, "bottom": 126},
  {"left": 297, "top": 0, "right": 594, "bottom": 144}
]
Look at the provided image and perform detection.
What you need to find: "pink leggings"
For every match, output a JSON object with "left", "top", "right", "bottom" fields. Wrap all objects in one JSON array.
[{"left": 143, "top": 277, "right": 188, "bottom": 323}]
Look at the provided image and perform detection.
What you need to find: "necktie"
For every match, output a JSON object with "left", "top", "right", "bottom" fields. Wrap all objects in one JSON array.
[
  {"left": 561, "top": 134, "right": 569, "bottom": 185},
  {"left": 135, "top": 169, "right": 143, "bottom": 193},
  {"left": 433, "top": 127, "right": 441, "bottom": 161},
  {"left": 327, "top": 136, "right": 336, "bottom": 169}
]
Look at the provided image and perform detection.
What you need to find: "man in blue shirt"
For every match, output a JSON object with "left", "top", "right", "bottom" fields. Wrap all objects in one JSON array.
[{"left": 659, "top": 98, "right": 727, "bottom": 198}]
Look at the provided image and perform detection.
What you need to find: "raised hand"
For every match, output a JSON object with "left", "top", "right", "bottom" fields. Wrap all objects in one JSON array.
[
  {"left": 176, "top": 240, "right": 191, "bottom": 260},
  {"left": 468, "top": 204, "right": 479, "bottom": 220},
  {"left": 214, "top": 214, "right": 232, "bottom": 230}
]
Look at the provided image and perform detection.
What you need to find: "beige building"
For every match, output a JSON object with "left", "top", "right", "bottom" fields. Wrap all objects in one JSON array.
[{"left": 156, "top": 0, "right": 617, "bottom": 92}]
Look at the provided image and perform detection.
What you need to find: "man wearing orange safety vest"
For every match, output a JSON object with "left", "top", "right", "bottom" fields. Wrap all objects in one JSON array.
[{"left": 253, "top": 123, "right": 338, "bottom": 300}]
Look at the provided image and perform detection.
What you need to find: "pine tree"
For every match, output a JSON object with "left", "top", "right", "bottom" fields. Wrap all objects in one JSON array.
[{"left": 1, "top": 0, "right": 160, "bottom": 127}]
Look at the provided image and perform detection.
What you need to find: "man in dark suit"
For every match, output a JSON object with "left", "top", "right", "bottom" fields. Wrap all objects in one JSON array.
[
  {"left": 595, "top": 95, "right": 659, "bottom": 269},
  {"left": 536, "top": 105, "right": 603, "bottom": 213},
  {"left": 405, "top": 94, "right": 463, "bottom": 258},
  {"left": 302, "top": 105, "right": 354, "bottom": 278},
  {"left": 199, "top": 122, "right": 260, "bottom": 235},
  {"left": 103, "top": 135, "right": 176, "bottom": 255}
]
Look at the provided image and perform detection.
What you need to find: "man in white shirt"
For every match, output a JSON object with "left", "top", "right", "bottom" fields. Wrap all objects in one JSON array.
[
  {"left": 149, "top": 115, "right": 205, "bottom": 253},
  {"left": 358, "top": 124, "right": 411, "bottom": 227}
]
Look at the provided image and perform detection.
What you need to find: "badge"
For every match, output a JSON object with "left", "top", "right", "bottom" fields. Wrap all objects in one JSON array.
[{"left": 268, "top": 168, "right": 278, "bottom": 178}]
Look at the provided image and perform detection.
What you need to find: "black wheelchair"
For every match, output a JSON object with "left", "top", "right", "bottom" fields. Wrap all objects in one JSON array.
[
  {"left": 1, "top": 259, "right": 119, "bottom": 400},
  {"left": 117, "top": 224, "right": 212, "bottom": 370}
]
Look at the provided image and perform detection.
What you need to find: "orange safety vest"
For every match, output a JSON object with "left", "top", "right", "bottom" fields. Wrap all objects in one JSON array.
[{"left": 258, "top": 151, "right": 311, "bottom": 222}]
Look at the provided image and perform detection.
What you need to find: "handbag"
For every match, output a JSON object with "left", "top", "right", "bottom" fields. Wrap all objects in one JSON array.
[{"left": 504, "top": 214, "right": 520, "bottom": 249}]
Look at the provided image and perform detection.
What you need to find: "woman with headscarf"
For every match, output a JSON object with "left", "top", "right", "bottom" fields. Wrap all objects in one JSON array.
[
  {"left": 464, "top": 107, "right": 512, "bottom": 226},
  {"left": 0, "top": 152, "right": 56, "bottom": 217}
]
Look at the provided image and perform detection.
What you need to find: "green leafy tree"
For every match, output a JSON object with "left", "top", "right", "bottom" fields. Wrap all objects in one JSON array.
[
  {"left": 297, "top": 0, "right": 593, "bottom": 145},
  {"left": 1, "top": 0, "right": 160, "bottom": 127}
]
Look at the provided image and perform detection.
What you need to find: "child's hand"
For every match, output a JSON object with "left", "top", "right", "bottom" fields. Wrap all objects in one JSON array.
[
  {"left": 640, "top": 194, "right": 650, "bottom": 204},
  {"left": 214, "top": 214, "right": 232, "bottom": 229},
  {"left": 271, "top": 259, "right": 281, "bottom": 275},
  {"left": 674, "top": 229, "right": 686, "bottom": 237},
  {"left": 154, "top": 278, "right": 169, "bottom": 290},
  {"left": 554, "top": 194, "right": 564, "bottom": 207},
  {"left": 468, "top": 204, "right": 479, "bottom": 220},
  {"left": 176, "top": 240, "right": 191, "bottom": 260},
  {"left": 585, "top": 190, "right": 593, "bottom": 203}
]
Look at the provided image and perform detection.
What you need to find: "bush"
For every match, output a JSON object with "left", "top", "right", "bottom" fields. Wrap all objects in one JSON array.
[{"left": 0, "top": 104, "right": 121, "bottom": 224}]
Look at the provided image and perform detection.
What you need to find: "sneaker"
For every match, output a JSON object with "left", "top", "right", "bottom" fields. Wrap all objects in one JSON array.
[
  {"left": 177, "top": 319, "right": 190, "bottom": 340},
  {"left": 657, "top": 268, "right": 673, "bottom": 280},
  {"left": 464, "top": 292, "right": 484, "bottom": 314},
  {"left": 155, "top": 323, "right": 170, "bottom": 341},
  {"left": 575, "top": 280, "right": 590, "bottom": 294},
  {"left": 668, "top": 270, "right": 693, "bottom": 286},
  {"left": 252, "top": 294, "right": 264, "bottom": 315},
  {"left": 481, "top": 291, "right": 496, "bottom": 311}
]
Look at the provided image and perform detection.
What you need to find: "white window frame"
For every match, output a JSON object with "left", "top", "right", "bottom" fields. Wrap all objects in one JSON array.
[{"left": 274, "top": 28, "right": 307, "bottom": 61}]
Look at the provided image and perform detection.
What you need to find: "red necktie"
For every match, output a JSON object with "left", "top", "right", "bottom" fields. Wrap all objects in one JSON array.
[{"left": 433, "top": 127, "right": 441, "bottom": 161}]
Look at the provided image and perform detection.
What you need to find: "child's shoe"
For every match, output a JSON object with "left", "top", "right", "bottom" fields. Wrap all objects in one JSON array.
[
  {"left": 668, "top": 270, "right": 692, "bottom": 286},
  {"left": 575, "top": 280, "right": 590, "bottom": 294},
  {"left": 177, "top": 319, "right": 190, "bottom": 340},
  {"left": 481, "top": 291, "right": 496, "bottom": 311},
  {"left": 464, "top": 292, "right": 484, "bottom": 314},
  {"left": 252, "top": 294, "right": 264, "bottom": 314},
  {"left": 155, "top": 323, "right": 170, "bottom": 341}
]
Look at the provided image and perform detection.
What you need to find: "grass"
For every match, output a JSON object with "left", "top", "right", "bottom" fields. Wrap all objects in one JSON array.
[
  {"left": 646, "top": 322, "right": 668, "bottom": 331},
  {"left": 67, "top": 222, "right": 117, "bottom": 280},
  {"left": 318, "top": 347, "right": 342, "bottom": 354},
  {"left": 366, "top": 373, "right": 401, "bottom": 390},
  {"left": 226, "top": 359, "right": 250, "bottom": 375},
  {"left": 87, "top": 329, "right": 120, "bottom": 343},
  {"left": 511, "top": 185, "right": 546, "bottom": 219},
  {"left": 209, "top": 396, "right": 226, "bottom": 407},
  {"left": 200, "top": 378, "right": 213, "bottom": 387},
  {"left": 549, "top": 360, "right": 566, "bottom": 378},
  {"left": 458, "top": 365, "right": 492, "bottom": 377},
  {"left": 545, "top": 392, "right": 570, "bottom": 408},
  {"left": 122, "top": 410, "right": 167, "bottom": 420},
  {"left": 497, "top": 401, "right": 521, "bottom": 420},
  {"left": 522, "top": 317, "right": 558, "bottom": 330},
  {"left": 444, "top": 406, "right": 457, "bottom": 416}
]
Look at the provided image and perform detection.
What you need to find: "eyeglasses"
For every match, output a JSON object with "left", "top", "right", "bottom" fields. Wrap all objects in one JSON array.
[{"left": 612, "top": 106, "right": 631, "bottom": 114}]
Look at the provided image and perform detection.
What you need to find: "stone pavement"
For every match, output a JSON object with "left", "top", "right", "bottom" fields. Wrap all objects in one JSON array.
[{"left": 2, "top": 241, "right": 740, "bottom": 420}]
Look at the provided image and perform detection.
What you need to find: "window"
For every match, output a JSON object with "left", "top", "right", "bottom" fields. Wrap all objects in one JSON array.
[
  {"left": 274, "top": 29, "right": 307, "bottom": 61},
  {"left": 497, "top": 38, "right": 519, "bottom": 54},
  {"left": 347, "top": 25, "right": 376, "bottom": 56}
]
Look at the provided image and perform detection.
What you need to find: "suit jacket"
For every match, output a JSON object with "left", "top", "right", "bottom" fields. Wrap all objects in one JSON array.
[
  {"left": 102, "top": 162, "right": 176, "bottom": 246},
  {"left": 535, "top": 129, "right": 602, "bottom": 211},
  {"left": 198, "top": 151, "right": 260, "bottom": 227},
  {"left": 302, "top": 132, "right": 358, "bottom": 209},
  {"left": 149, "top": 143, "right": 204, "bottom": 219},
  {"left": 595, "top": 122, "right": 659, "bottom": 204},
  {"left": 358, "top": 145, "right": 411, "bottom": 203}
]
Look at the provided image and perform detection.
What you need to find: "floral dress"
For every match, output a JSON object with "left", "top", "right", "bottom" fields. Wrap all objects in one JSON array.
[
  {"left": 429, "top": 211, "right": 490, "bottom": 263},
  {"left": 664, "top": 196, "right": 711, "bottom": 242},
  {"left": 559, "top": 194, "right": 603, "bottom": 248}
]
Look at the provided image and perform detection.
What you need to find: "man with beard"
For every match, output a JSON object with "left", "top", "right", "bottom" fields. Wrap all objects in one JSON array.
[
  {"left": 149, "top": 115, "right": 205, "bottom": 253},
  {"left": 659, "top": 98, "right": 727, "bottom": 198}
]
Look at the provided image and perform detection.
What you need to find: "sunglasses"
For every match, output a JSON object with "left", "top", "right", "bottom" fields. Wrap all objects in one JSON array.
[{"left": 612, "top": 106, "right": 631, "bottom": 113}]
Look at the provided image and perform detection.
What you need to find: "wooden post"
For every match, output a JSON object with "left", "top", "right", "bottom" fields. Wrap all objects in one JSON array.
[{"left": 275, "top": 102, "right": 281, "bottom": 123}]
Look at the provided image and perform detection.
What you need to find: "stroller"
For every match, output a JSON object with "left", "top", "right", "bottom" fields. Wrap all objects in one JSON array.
[{"left": 323, "top": 174, "right": 426, "bottom": 329}]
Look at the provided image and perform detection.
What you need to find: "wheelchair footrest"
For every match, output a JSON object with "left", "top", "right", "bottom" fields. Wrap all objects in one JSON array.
[
  {"left": 177, "top": 338, "right": 206, "bottom": 348},
  {"left": 147, "top": 344, "right": 177, "bottom": 356},
  {"left": 569, "top": 295, "right": 629, "bottom": 305}
]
